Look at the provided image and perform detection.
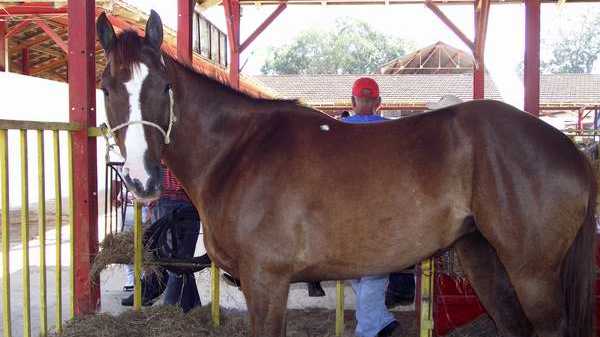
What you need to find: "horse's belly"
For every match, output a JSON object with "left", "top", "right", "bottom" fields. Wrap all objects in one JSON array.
[{"left": 293, "top": 206, "right": 473, "bottom": 282}]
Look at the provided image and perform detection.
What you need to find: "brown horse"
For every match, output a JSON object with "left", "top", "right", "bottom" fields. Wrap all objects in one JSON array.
[{"left": 97, "top": 11, "right": 596, "bottom": 337}]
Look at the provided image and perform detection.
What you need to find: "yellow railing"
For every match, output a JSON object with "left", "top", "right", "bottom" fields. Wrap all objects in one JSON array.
[
  {"left": 419, "top": 258, "right": 435, "bottom": 337},
  {"left": 0, "top": 119, "right": 77, "bottom": 337}
]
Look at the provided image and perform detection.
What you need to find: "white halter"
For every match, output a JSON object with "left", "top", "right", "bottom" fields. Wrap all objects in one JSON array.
[{"left": 100, "top": 88, "right": 176, "bottom": 161}]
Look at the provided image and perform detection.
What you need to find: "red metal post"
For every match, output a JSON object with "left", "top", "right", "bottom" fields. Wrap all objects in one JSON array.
[
  {"left": 524, "top": 0, "right": 540, "bottom": 116},
  {"left": 0, "top": 22, "right": 5, "bottom": 71},
  {"left": 177, "top": 0, "right": 193, "bottom": 65},
  {"left": 21, "top": 48, "right": 29, "bottom": 75},
  {"left": 240, "top": 2, "right": 287, "bottom": 52},
  {"left": 68, "top": 0, "right": 100, "bottom": 315},
  {"left": 473, "top": 3, "right": 484, "bottom": 100},
  {"left": 223, "top": 0, "right": 240, "bottom": 89}
]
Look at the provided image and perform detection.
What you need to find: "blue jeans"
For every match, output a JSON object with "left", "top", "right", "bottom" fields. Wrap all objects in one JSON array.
[
  {"left": 152, "top": 198, "right": 201, "bottom": 312},
  {"left": 351, "top": 275, "right": 396, "bottom": 337}
]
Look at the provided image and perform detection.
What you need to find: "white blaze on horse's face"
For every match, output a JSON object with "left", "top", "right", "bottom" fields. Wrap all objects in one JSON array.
[{"left": 122, "top": 63, "right": 151, "bottom": 189}]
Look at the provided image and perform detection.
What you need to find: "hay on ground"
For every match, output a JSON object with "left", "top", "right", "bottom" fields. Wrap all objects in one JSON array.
[{"left": 50, "top": 305, "right": 419, "bottom": 337}]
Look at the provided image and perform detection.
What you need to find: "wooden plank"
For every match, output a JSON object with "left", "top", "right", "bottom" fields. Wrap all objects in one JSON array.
[{"left": 29, "top": 57, "right": 65, "bottom": 75}]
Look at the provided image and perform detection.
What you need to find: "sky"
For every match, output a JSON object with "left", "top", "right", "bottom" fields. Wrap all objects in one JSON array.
[{"left": 127, "top": 0, "right": 600, "bottom": 109}]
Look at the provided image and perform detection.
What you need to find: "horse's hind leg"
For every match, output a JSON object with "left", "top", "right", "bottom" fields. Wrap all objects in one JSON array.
[
  {"left": 239, "top": 266, "right": 291, "bottom": 337},
  {"left": 453, "top": 231, "right": 534, "bottom": 337}
]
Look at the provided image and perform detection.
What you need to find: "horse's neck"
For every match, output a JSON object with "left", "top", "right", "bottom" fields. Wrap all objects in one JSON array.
[{"left": 161, "top": 63, "right": 264, "bottom": 212}]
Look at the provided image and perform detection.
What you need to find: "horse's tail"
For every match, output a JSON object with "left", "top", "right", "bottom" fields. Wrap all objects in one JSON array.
[{"left": 561, "top": 159, "right": 596, "bottom": 337}]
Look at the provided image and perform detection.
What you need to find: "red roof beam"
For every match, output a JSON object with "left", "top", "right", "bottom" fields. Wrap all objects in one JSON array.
[
  {"left": 34, "top": 19, "right": 68, "bottom": 53},
  {"left": 5, "top": 20, "right": 32, "bottom": 38},
  {"left": 0, "top": 4, "right": 67, "bottom": 17},
  {"left": 424, "top": 0, "right": 475, "bottom": 52},
  {"left": 474, "top": 0, "right": 490, "bottom": 61},
  {"left": 240, "top": 1, "right": 287, "bottom": 52}
]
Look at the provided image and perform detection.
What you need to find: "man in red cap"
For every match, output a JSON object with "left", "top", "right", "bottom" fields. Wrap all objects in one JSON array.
[
  {"left": 342, "top": 77, "right": 386, "bottom": 124},
  {"left": 341, "top": 77, "right": 399, "bottom": 337}
]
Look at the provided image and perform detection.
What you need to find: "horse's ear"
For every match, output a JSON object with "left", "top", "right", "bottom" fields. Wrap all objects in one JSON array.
[
  {"left": 96, "top": 12, "right": 116, "bottom": 53},
  {"left": 145, "top": 10, "right": 163, "bottom": 51}
]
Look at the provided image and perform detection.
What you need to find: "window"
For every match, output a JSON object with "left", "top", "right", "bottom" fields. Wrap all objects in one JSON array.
[
  {"left": 219, "top": 32, "right": 227, "bottom": 67},
  {"left": 210, "top": 25, "right": 219, "bottom": 62},
  {"left": 199, "top": 17, "right": 210, "bottom": 58}
]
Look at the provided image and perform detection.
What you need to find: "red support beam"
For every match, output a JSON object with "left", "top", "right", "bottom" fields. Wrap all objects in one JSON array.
[
  {"left": 0, "top": 4, "right": 67, "bottom": 17},
  {"left": 473, "top": 2, "right": 484, "bottom": 99},
  {"left": 223, "top": 0, "right": 241, "bottom": 89},
  {"left": 524, "top": 0, "right": 540, "bottom": 116},
  {"left": 34, "top": 20, "right": 68, "bottom": 53},
  {"left": 21, "top": 48, "right": 29, "bottom": 75},
  {"left": 177, "top": 0, "right": 193, "bottom": 65},
  {"left": 0, "top": 21, "right": 6, "bottom": 71},
  {"left": 240, "top": 2, "right": 287, "bottom": 52},
  {"left": 68, "top": 0, "right": 100, "bottom": 315},
  {"left": 5, "top": 20, "right": 32, "bottom": 39},
  {"left": 425, "top": 1, "right": 475, "bottom": 52}
]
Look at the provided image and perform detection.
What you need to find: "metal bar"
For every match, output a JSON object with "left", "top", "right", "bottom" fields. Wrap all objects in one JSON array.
[
  {"left": 473, "top": 2, "right": 484, "bottom": 99},
  {"left": 109, "top": 168, "right": 113, "bottom": 234},
  {"left": 20, "top": 130, "right": 31, "bottom": 337},
  {"left": 419, "top": 258, "right": 435, "bottom": 337},
  {"left": 69, "top": 0, "right": 100, "bottom": 315},
  {"left": 239, "top": 2, "right": 287, "bottom": 52},
  {"left": 33, "top": 20, "right": 68, "bottom": 53},
  {"left": 0, "top": 22, "right": 6, "bottom": 72},
  {"left": 223, "top": 0, "right": 240, "bottom": 89},
  {"left": 0, "top": 120, "right": 79, "bottom": 131},
  {"left": 133, "top": 201, "right": 142, "bottom": 311},
  {"left": 52, "top": 130, "right": 62, "bottom": 333},
  {"left": 211, "top": 262, "right": 220, "bottom": 327},
  {"left": 177, "top": 0, "right": 193, "bottom": 65},
  {"left": 424, "top": 1, "right": 474, "bottom": 52},
  {"left": 524, "top": 0, "right": 540, "bottom": 116},
  {"left": 474, "top": 0, "right": 490, "bottom": 62},
  {"left": 335, "top": 281, "right": 344, "bottom": 336},
  {"left": 104, "top": 164, "right": 108, "bottom": 238},
  {"left": 1, "top": 129, "right": 12, "bottom": 337},
  {"left": 67, "top": 132, "right": 75, "bottom": 319},
  {"left": 37, "top": 130, "right": 48, "bottom": 336}
]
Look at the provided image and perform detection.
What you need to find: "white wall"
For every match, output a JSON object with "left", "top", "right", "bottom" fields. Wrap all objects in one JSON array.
[{"left": 0, "top": 72, "right": 109, "bottom": 209}]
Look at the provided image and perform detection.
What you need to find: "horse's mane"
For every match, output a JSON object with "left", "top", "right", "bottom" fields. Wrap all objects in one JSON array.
[
  {"left": 108, "top": 30, "right": 144, "bottom": 75},
  {"left": 110, "top": 30, "right": 304, "bottom": 109}
]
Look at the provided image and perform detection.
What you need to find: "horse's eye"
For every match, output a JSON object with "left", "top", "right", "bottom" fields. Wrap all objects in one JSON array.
[
  {"left": 164, "top": 84, "right": 171, "bottom": 94},
  {"left": 101, "top": 87, "right": 109, "bottom": 97}
]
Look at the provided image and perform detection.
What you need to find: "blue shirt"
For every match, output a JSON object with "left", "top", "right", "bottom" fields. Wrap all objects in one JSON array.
[{"left": 342, "top": 114, "right": 388, "bottom": 124}]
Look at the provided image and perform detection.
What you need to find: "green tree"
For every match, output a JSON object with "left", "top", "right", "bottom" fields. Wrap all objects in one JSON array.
[
  {"left": 261, "top": 18, "right": 410, "bottom": 75},
  {"left": 541, "top": 13, "right": 600, "bottom": 74}
]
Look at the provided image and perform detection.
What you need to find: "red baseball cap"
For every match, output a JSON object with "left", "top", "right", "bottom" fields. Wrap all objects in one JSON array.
[{"left": 352, "top": 77, "right": 380, "bottom": 98}]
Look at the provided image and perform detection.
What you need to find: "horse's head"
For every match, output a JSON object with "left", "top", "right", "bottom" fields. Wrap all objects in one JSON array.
[{"left": 97, "top": 11, "right": 173, "bottom": 201}]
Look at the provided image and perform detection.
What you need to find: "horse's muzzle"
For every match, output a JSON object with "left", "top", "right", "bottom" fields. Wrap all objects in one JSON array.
[{"left": 123, "top": 173, "right": 161, "bottom": 201}]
